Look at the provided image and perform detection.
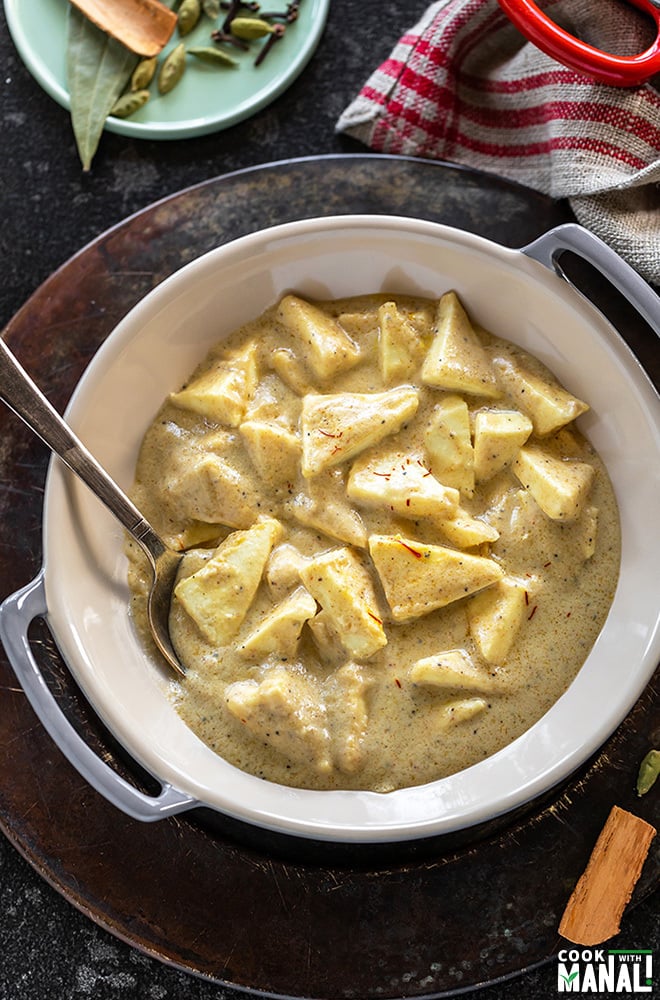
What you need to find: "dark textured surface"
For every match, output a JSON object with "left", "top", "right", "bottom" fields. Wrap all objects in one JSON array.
[{"left": 0, "top": 4, "right": 658, "bottom": 999}]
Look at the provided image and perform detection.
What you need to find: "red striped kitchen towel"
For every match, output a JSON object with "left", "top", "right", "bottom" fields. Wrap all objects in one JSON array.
[{"left": 336, "top": 0, "right": 660, "bottom": 285}]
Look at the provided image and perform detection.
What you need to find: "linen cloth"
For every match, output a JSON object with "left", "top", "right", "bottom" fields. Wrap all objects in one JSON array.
[{"left": 336, "top": 0, "right": 660, "bottom": 285}]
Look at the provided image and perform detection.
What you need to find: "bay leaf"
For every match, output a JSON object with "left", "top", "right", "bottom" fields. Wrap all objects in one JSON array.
[{"left": 66, "top": 6, "right": 139, "bottom": 171}]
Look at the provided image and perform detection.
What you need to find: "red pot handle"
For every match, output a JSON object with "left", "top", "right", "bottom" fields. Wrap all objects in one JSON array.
[{"left": 497, "top": 0, "right": 660, "bottom": 86}]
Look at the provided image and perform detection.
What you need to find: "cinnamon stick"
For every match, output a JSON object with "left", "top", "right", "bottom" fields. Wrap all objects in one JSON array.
[
  {"left": 69, "top": 0, "right": 177, "bottom": 57},
  {"left": 559, "top": 805, "right": 656, "bottom": 946}
]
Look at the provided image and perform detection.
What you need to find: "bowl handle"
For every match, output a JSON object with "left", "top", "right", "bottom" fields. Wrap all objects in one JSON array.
[
  {"left": 0, "top": 571, "right": 198, "bottom": 823},
  {"left": 521, "top": 223, "right": 660, "bottom": 338},
  {"left": 497, "top": 0, "right": 660, "bottom": 86}
]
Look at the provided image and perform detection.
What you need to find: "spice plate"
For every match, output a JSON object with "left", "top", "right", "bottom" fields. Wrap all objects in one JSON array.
[
  {"left": 0, "top": 155, "right": 657, "bottom": 998},
  {"left": 4, "top": 0, "right": 329, "bottom": 138}
]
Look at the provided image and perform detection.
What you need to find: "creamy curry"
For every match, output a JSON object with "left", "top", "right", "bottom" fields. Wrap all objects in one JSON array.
[{"left": 127, "top": 291, "right": 620, "bottom": 792}]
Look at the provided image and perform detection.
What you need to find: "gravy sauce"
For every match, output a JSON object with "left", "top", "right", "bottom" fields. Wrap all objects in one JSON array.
[{"left": 128, "top": 292, "right": 620, "bottom": 792}]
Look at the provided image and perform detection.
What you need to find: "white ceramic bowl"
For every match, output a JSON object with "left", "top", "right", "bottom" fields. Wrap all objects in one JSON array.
[{"left": 37, "top": 216, "right": 660, "bottom": 842}]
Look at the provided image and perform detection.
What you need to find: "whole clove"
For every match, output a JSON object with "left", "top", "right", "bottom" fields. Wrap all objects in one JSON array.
[
  {"left": 260, "top": 2, "right": 299, "bottom": 22},
  {"left": 259, "top": 10, "right": 298, "bottom": 23},
  {"left": 254, "top": 21, "right": 285, "bottom": 65},
  {"left": 221, "top": 0, "right": 243, "bottom": 30},
  {"left": 211, "top": 28, "right": 250, "bottom": 49},
  {"left": 221, "top": 0, "right": 260, "bottom": 28}
]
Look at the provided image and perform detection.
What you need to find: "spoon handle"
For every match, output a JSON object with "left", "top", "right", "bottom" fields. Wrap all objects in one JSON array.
[{"left": 0, "top": 336, "right": 162, "bottom": 559}]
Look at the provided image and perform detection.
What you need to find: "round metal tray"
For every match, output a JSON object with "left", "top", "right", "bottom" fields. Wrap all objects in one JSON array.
[{"left": 0, "top": 154, "right": 657, "bottom": 999}]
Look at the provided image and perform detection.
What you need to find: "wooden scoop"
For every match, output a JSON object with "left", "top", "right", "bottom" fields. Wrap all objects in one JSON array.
[{"left": 68, "top": 0, "right": 177, "bottom": 57}]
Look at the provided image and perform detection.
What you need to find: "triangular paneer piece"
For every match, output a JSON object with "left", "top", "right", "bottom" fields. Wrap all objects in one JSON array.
[
  {"left": 174, "top": 518, "right": 282, "bottom": 645},
  {"left": 276, "top": 294, "right": 360, "bottom": 380},
  {"left": 301, "top": 388, "right": 419, "bottom": 476},
  {"left": 170, "top": 342, "right": 257, "bottom": 426},
  {"left": 467, "top": 576, "right": 528, "bottom": 664},
  {"left": 265, "top": 543, "right": 309, "bottom": 600},
  {"left": 237, "top": 586, "right": 318, "bottom": 659},
  {"left": 513, "top": 444, "right": 595, "bottom": 521},
  {"left": 239, "top": 419, "right": 301, "bottom": 485},
  {"left": 300, "top": 547, "right": 387, "bottom": 659},
  {"left": 323, "top": 663, "right": 371, "bottom": 775},
  {"left": 436, "top": 698, "right": 488, "bottom": 728},
  {"left": 409, "top": 649, "right": 495, "bottom": 692},
  {"left": 424, "top": 395, "right": 475, "bottom": 496},
  {"left": 224, "top": 666, "right": 332, "bottom": 773},
  {"left": 168, "top": 452, "right": 258, "bottom": 529},
  {"left": 421, "top": 292, "right": 500, "bottom": 398},
  {"left": 378, "top": 300, "right": 422, "bottom": 381},
  {"left": 492, "top": 355, "right": 588, "bottom": 436},
  {"left": 473, "top": 409, "right": 533, "bottom": 482},
  {"left": 368, "top": 534, "right": 504, "bottom": 622},
  {"left": 435, "top": 508, "right": 499, "bottom": 548},
  {"left": 287, "top": 491, "right": 368, "bottom": 548},
  {"left": 347, "top": 449, "right": 459, "bottom": 519}
]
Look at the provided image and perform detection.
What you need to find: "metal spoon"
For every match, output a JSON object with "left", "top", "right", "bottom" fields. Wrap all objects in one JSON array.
[
  {"left": 69, "top": 0, "right": 178, "bottom": 57},
  {"left": 0, "top": 336, "right": 186, "bottom": 677}
]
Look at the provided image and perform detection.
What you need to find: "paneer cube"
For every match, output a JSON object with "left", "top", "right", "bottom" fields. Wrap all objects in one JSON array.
[
  {"left": 174, "top": 518, "right": 282, "bottom": 645},
  {"left": 424, "top": 395, "right": 475, "bottom": 496},
  {"left": 492, "top": 355, "right": 588, "bottom": 436},
  {"left": 287, "top": 492, "right": 368, "bottom": 548},
  {"left": 473, "top": 409, "right": 533, "bottom": 482},
  {"left": 307, "top": 610, "right": 347, "bottom": 666},
  {"left": 377, "top": 300, "right": 422, "bottom": 381},
  {"left": 435, "top": 509, "right": 499, "bottom": 548},
  {"left": 406, "top": 304, "right": 436, "bottom": 338},
  {"left": 265, "top": 543, "right": 309, "bottom": 599},
  {"left": 167, "top": 453, "right": 259, "bottom": 529},
  {"left": 577, "top": 505, "right": 599, "bottom": 559},
  {"left": 421, "top": 292, "right": 500, "bottom": 398},
  {"left": 513, "top": 444, "right": 595, "bottom": 520},
  {"left": 368, "top": 534, "right": 504, "bottom": 622},
  {"left": 224, "top": 665, "right": 331, "bottom": 772},
  {"left": 552, "top": 426, "right": 583, "bottom": 458},
  {"left": 301, "top": 387, "right": 419, "bottom": 476},
  {"left": 437, "top": 698, "right": 488, "bottom": 727},
  {"left": 409, "top": 648, "right": 494, "bottom": 692},
  {"left": 276, "top": 294, "right": 360, "bottom": 380},
  {"left": 269, "top": 348, "right": 316, "bottom": 396},
  {"left": 467, "top": 576, "right": 529, "bottom": 663},
  {"left": 237, "top": 586, "right": 318, "bottom": 659},
  {"left": 170, "top": 342, "right": 257, "bottom": 426},
  {"left": 239, "top": 419, "right": 301, "bottom": 486},
  {"left": 300, "top": 547, "right": 387, "bottom": 659},
  {"left": 243, "top": 371, "right": 302, "bottom": 425},
  {"left": 324, "top": 662, "right": 371, "bottom": 774},
  {"left": 347, "top": 449, "right": 459, "bottom": 520}
]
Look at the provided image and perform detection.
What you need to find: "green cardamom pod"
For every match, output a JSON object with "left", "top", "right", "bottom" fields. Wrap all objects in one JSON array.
[
  {"left": 230, "top": 17, "right": 275, "bottom": 40},
  {"left": 636, "top": 748, "right": 660, "bottom": 796},
  {"left": 202, "top": 0, "right": 220, "bottom": 17},
  {"left": 188, "top": 46, "right": 238, "bottom": 67},
  {"left": 110, "top": 89, "right": 150, "bottom": 119},
  {"left": 158, "top": 42, "right": 186, "bottom": 94},
  {"left": 131, "top": 56, "right": 158, "bottom": 91},
  {"left": 178, "top": 0, "right": 201, "bottom": 36}
]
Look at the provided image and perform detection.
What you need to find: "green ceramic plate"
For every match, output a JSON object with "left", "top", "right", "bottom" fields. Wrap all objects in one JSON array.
[{"left": 4, "top": 0, "right": 330, "bottom": 138}]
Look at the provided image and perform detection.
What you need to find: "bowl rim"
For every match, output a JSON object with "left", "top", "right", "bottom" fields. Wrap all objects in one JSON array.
[{"left": 42, "top": 214, "right": 660, "bottom": 842}]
